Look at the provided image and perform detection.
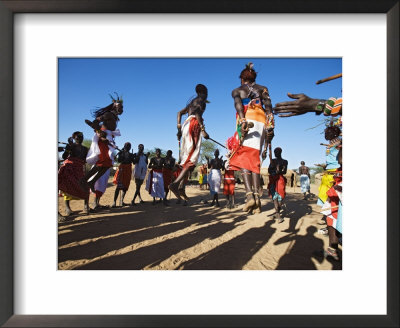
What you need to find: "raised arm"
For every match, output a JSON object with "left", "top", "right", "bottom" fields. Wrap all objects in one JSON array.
[{"left": 273, "top": 93, "right": 342, "bottom": 117}]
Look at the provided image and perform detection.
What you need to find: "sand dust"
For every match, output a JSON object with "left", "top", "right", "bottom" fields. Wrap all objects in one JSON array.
[{"left": 58, "top": 179, "right": 341, "bottom": 270}]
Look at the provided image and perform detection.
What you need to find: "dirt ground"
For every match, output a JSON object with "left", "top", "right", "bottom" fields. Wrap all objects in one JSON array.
[{"left": 58, "top": 179, "right": 342, "bottom": 270}]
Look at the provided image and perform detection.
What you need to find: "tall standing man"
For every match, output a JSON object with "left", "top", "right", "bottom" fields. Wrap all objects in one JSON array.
[
  {"left": 130, "top": 144, "right": 149, "bottom": 205},
  {"left": 267, "top": 146, "right": 288, "bottom": 223},
  {"left": 299, "top": 161, "right": 311, "bottom": 200},
  {"left": 229, "top": 63, "right": 275, "bottom": 214}
]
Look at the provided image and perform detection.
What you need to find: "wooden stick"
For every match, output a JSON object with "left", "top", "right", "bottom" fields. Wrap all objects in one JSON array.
[
  {"left": 208, "top": 137, "right": 227, "bottom": 149},
  {"left": 319, "top": 205, "right": 339, "bottom": 213},
  {"left": 316, "top": 73, "right": 342, "bottom": 85}
]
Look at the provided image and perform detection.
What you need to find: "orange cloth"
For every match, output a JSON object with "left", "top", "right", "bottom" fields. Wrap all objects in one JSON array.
[{"left": 113, "top": 163, "right": 132, "bottom": 190}]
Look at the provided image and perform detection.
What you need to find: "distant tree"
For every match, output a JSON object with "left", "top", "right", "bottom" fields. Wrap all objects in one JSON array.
[
  {"left": 82, "top": 138, "right": 92, "bottom": 149},
  {"left": 198, "top": 140, "right": 219, "bottom": 164},
  {"left": 309, "top": 166, "right": 324, "bottom": 183},
  {"left": 145, "top": 147, "right": 167, "bottom": 159}
]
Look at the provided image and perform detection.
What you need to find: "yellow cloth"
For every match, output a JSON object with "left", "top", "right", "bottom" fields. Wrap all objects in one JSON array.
[
  {"left": 63, "top": 192, "right": 80, "bottom": 201},
  {"left": 318, "top": 170, "right": 335, "bottom": 203},
  {"left": 198, "top": 174, "right": 204, "bottom": 185}
]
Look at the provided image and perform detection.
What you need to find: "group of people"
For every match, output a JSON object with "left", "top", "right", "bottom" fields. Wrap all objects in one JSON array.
[{"left": 58, "top": 63, "right": 342, "bottom": 261}]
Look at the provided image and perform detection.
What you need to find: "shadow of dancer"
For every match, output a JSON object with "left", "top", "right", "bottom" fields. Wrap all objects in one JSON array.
[
  {"left": 177, "top": 219, "right": 276, "bottom": 270},
  {"left": 281, "top": 195, "right": 313, "bottom": 233},
  {"left": 274, "top": 226, "right": 340, "bottom": 270}
]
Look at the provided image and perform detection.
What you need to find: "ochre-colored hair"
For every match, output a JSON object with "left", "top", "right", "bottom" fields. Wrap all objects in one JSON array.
[{"left": 240, "top": 62, "right": 257, "bottom": 82}]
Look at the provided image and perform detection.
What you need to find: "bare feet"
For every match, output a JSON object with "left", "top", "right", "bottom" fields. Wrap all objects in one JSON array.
[
  {"left": 243, "top": 193, "right": 255, "bottom": 213},
  {"left": 168, "top": 183, "right": 181, "bottom": 200},
  {"left": 253, "top": 195, "right": 261, "bottom": 214}
]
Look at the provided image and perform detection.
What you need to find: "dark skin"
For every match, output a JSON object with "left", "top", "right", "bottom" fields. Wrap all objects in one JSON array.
[
  {"left": 62, "top": 135, "right": 88, "bottom": 161},
  {"left": 299, "top": 162, "right": 311, "bottom": 198},
  {"left": 163, "top": 150, "right": 175, "bottom": 199},
  {"left": 232, "top": 78, "right": 273, "bottom": 213},
  {"left": 112, "top": 142, "right": 135, "bottom": 207},
  {"left": 130, "top": 144, "right": 149, "bottom": 205},
  {"left": 223, "top": 159, "right": 236, "bottom": 209},
  {"left": 85, "top": 101, "right": 123, "bottom": 132},
  {"left": 273, "top": 93, "right": 324, "bottom": 117},
  {"left": 61, "top": 132, "right": 90, "bottom": 216},
  {"left": 81, "top": 101, "right": 123, "bottom": 192},
  {"left": 149, "top": 149, "right": 166, "bottom": 204},
  {"left": 206, "top": 149, "right": 224, "bottom": 206},
  {"left": 169, "top": 87, "right": 210, "bottom": 201},
  {"left": 268, "top": 146, "right": 288, "bottom": 222}
]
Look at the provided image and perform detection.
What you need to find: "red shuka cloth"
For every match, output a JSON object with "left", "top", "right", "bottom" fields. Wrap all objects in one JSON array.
[
  {"left": 163, "top": 168, "right": 174, "bottom": 190},
  {"left": 96, "top": 139, "right": 112, "bottom": 167},
  {"left": 267, "top": 174, "right": 287, "bottom": 199},
  {"left": 223, "top": 170, "right": 236, "bottom": 195},
  {"left": 113, "top": 163, "right": 132, "bottom": 190},
  {"left": 58, "top": 157, "right": 89, "bottom": 200},
  {"left": 182, "top": 117, "right": 201, "bottom": 169}
]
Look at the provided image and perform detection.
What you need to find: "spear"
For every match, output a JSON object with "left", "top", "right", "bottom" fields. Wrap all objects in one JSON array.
[
  {"left": 208, "top": 137, "right": 227, "bottom": 149},
  {"left": 316, "top": 73, "right": 342, "bottom": 85}
]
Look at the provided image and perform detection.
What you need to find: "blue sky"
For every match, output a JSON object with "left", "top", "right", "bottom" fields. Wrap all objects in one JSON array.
[{"left": 58, "top": 58, "right": 341, "bottom": 170}]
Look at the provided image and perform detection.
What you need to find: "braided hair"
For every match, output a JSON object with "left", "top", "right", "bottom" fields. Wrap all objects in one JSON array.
[{"left": 240, "top": 62, "right": 257, "bottom": 82}]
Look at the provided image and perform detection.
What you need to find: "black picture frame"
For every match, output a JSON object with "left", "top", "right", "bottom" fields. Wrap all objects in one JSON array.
[{"left": 0, "top": 1, "right": 398, "bottom": 327}]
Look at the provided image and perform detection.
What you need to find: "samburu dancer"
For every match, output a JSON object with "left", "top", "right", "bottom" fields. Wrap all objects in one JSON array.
[
  {"left": 169, "top": 84, "right": 210, "bottom": 202},
  {"left": 81, "top": 94, "right": 123, "bottom": 192},
  {"left": 229, "top": 63, "right": 275, "bottom": 214}
]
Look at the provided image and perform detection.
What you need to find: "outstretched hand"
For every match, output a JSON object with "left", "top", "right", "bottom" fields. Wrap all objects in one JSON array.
[
  {"left": 273, "top": 93, "right": 320, "bottom": 117},
  {"left": 202, "top": 130, "right": 209, "bottom": 139}
]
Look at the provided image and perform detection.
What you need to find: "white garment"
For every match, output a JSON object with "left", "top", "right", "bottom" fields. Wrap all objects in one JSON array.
[
  {"left": 179, "top": 115, "right": 202, "bottom": 167},
  {"left": 208, "top": 169, "right": 222, "bottom": 195},
  {"left": 133, "top": 154, "right": 147, "bottom": 180},
  {"left": 145, "top": 170, "right": 165, "bottom": 198},
  {"left": 90, "top": 167, "right": 110, "bottom": 195},
  {"left": 300, "top": 174, "right": 310, "bottom": 193},
  {"left": 86, "top": 129, "right": 121, "bottom": 165}
]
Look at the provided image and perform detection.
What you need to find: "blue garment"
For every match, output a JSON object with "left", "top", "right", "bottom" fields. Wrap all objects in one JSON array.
[
  {"left": 300, "top": 174, "right": 310, "bottom": 193},
  {"left": 336, "top": 201, "right": 343, "bottom": 234},
  {"left": 326, "top": 146, "right": 340, "bottom": 170}
]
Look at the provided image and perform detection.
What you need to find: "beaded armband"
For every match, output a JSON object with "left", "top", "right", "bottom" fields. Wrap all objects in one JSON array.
[{"left": 315, "top": 100, "right": 326, "bottom": 115}]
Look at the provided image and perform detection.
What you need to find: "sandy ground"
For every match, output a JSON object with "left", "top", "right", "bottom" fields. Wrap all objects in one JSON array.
[{"left": 58, "top": 179, "right": 342, "bottom": 270}]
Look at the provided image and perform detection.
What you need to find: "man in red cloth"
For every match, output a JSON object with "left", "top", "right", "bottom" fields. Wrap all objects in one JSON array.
[
  {"left": 112, "top": 142, "right": 135, "bottom": 207},
  {"left": 163, "top": 150, "right": 176, "bottom": 203},
  {"left": 267, "top": 146, "right": 288, "bottom": 223},
  {"left": 169, "top": 84, "right": 210, "bottom": 202},
  {"left": 58, "top": 131, "right": 89, "bottom": 218}
]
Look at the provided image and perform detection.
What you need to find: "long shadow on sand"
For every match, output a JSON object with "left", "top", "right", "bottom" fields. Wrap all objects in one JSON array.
[
  {"left": 58, "top": 193, "right": 249, "bottom": 266},
  {"left": 73, "top": 214, "right": 249, "bottom": 269},
  {"left": 176, "top": 219, "right": 276, "bottom": 270}
]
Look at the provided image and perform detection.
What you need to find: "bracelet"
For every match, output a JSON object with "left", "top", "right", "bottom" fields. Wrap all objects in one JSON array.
[
  {"left": 239, "top": 118, "right": 247, "bottom": 124},
  {"left": 323, "top": 98, "right": 336, "bottom": 116},
  {"left": 315, "top": 100, "right": 326, "bottom": 115}
]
